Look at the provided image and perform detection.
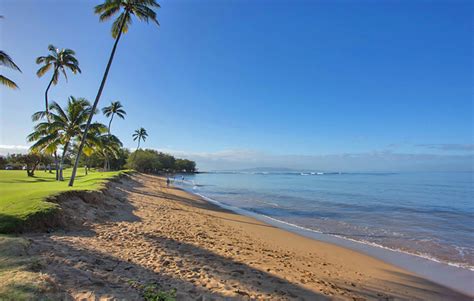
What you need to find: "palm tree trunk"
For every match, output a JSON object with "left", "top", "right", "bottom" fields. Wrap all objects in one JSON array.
[
  {"left": 108, "top": 113, "right": 114, "bottom": 135},
  {"left": 54, "top": 152, "right": 59, "bottom": 180},
  {"left": 45, "top": 67, "right": 58, "bottom": 119},
  {"left": 133, "top": 140, "right": 140, "bottom": 160},
  {"left": 85, "top": 159, "right": 88, "bottom": 175},
  {"left": 59, "top": 141, "right": 69, "bottom": 181},
  {"left": 69, "top": 13, "right": 128, "bottom": 187},
  {"left": 104, "top": 113, "right": 115, "bottom": 171}
]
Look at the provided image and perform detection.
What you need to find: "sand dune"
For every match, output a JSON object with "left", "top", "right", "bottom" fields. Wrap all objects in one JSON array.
[{"left": 25, "top": 173, "right": 471, "bottom": 300}]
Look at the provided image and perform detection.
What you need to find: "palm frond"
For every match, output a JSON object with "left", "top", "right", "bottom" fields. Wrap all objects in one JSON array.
[
  {"left": 50, "top": 101, "right": 69, "bottom": 122},
  {"left": 96, "top": 1, "right": 121, "bottom": 22},
  {"left": 0, "top": 51, "right": 22, "bottom": 72},
  {"left": 111, "top": 12, "right": 132, "bottom": 39},
  {"left": 132, "top": 4, "right": 160, "bottom": 26},
  {"left": 60, "top": 66, "right": 68, "bottom": 82},
  {"left": 0, "top": 75, "right": 19, "bottom": 89},
  {"left": 36, "top": 63, "right": 52, "bottom": 77},
  {"left": 31, "top": 111, "right": 48, "bottom": 122}
]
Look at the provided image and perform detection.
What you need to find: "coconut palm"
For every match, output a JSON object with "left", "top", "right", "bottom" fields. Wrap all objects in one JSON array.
[
  {"left": 70, "top": 0, "right": 160, "bottom": 187},
  {"left": 102, "top": 101, "right": 126, "bottom": 134},
  {"left": 96, "top": 134, "right": 123, "bottom": 170},
  {"left": 0, "top": 50, "right": 21, "bottom": 89},
  {"left": 133, "top": 127, "right": 148, "bottom": 150},
  {"left": 36, "top": 45, "right": 81, "bottom": 115},
  {"left": 28, "top": 97, "right": 106, "bottom": 180}
]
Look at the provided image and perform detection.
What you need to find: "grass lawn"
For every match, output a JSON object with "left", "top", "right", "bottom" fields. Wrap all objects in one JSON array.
[{"left": 0, "top": 169, "right": 126, "bottom": 233}]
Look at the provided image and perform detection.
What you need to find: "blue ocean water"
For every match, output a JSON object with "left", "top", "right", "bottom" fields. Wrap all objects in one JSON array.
[{"left": 176, "top": 171, "right": 474, "bottom": 270}]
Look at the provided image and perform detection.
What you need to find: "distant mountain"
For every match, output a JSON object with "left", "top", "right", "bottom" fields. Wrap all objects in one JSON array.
[{"left": 236, "top": 167, "right": 299, "bottom": 173}]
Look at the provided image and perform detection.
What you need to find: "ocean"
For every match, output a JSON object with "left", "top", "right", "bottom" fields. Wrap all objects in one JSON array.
[{"left": 175, "top": 171, "right": 473, "bottom": 272}]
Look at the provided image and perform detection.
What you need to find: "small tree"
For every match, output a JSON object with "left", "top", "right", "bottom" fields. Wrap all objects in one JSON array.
[{"left": 14, "top": 153, "right": 43, "bottom": 177}]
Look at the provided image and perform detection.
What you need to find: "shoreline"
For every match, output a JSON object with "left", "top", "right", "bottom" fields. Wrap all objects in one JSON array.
[
  {"left": 179, "top": 188, "right": 474, "bottom": 296},
  {"left": 175, "top": 172, "right": 473, "bottom": 273},
  {"left": 162, "top": 174, "right": 472, "bottom": 299},
  {"left": 25, "top": 173, "right": 472, "bottom": 300}
]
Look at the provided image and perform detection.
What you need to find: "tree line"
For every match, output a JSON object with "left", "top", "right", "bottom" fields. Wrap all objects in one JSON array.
[{"left": 1, "top": 149, "right": 197, "bottom": 176}]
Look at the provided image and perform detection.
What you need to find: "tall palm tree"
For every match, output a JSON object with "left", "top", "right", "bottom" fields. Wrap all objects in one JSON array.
[
  {"left": 36, "top": 45, "right": 81, "bottom": 115},
  {"left": 0, "top": 50, "right": 21, "bottom": 89},
  {"left": 28, "top": 97, "right": 106, "bottom": 181},
  {"left": 133, "top": 127, "right": 148, "bottom": 150},
  {"left": 70, "top": 0, "right": 160, "bottom": 187},
  {"left": 102, "top": 101, "right": 126, "bottom": 134}
]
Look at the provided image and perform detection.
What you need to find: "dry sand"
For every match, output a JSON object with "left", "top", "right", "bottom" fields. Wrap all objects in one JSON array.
[{"left": 25, "top": 173, "right": 471, "bottom": 300}]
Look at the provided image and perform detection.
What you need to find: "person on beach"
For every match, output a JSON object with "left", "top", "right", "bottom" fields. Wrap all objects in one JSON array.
[{"left": 166, "top": 177, "right": 170, "bottom": 187}]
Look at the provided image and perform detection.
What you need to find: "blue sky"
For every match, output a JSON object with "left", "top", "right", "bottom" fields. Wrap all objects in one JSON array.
[{"left": 1, "top": 0, "right": 472, "bottom": 171}]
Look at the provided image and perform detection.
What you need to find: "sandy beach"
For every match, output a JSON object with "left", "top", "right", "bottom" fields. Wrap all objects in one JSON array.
[{"left": 24, "top": 173, "right": 471, "bottom": 300}]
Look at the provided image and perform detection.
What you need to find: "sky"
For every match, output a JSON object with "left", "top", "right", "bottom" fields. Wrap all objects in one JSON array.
[{"left": 0, "top": 0, "right": 473, "bottom": 171}]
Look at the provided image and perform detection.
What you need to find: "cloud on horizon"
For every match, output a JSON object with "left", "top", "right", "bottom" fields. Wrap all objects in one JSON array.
[{"left": 415, "top": 143, "right": 474, "bottom": 151}]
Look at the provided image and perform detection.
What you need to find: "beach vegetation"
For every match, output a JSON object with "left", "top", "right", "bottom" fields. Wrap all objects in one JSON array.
[
  {"left": 174, "top": 159, "right": 196, "bottom": 173},
  {"left": 70, "top": 0, "right": 160, "bottom": 187},
  {"left": 101, "top": 101, "right": 126, "bottom": 170},
  {"left": 102, "top": 101, "right": 126, "bottom": 134},
  {"left": 143, "top": 284, "right": 176, "bottom": 301},
  {"left": 36, "top": 45, "right": 81, "bottom": 115},
  {"left": 28, "top": 97, "right": 110, "bottom": 181},
  {"left": 133, "top": 127, "right": 148, "bottom": 150},
  {"left": 6, "top": 153, "right": 53, "bottom": 177},
  {"left": 126, "top": 149, "right": 196, "bottom": 173},
  {"left": 84, "top": 147, "right": 130, "bottom": 171}
]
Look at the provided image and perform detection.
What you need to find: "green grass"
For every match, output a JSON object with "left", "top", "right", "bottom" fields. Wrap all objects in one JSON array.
[{"left": 0, "top": 169, "right": 126, "bottom": 233}]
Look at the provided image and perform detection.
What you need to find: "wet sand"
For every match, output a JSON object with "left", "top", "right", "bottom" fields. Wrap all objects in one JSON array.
[{"left": 26, "top": 173, "right": 472, "bottom": 300}]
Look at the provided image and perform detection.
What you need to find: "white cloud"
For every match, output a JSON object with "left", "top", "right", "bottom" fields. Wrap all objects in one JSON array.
[{"left": 0, "top": 144, "right": 29, "bottom": 155}]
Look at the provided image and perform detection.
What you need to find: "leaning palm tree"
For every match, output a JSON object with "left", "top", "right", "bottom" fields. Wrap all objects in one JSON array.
[
  {"left": 69, "top": 0, "right": 160, "bottom": 186},
  {"left": 28, "top": 97, "right": 106, "bottom": 180},
  {"left": 36, "top": 45, "right": 81, "bottom": 115},
  {"left": 102, "top": 101, "right": 126, "bottom": 134},
  {"left": 0, "top": 50, "right": 21, "bottom": 89},
  {"left": 133, "top": 127, "right": 148, "bottom": 150}
]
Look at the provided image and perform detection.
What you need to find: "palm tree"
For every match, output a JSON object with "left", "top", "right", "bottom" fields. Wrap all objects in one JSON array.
[
  {"left": 102, "top": 101, "right": 126, "bottom": 134},
  {"left": 0, "top": 16, "right": 22, "bottom": 89},
  {"left": 36, "top": 45, "right": 81, "bottom": 116},
  {"left": 133, "top": 127, "right": 148, "bottom": 150},
  {"left": 96, "top": 134, "right": 123, "bottom": 170},
  {"left": 0, "top": 50, "right": 21, "bottom": 89},
  {"left": 69, "top": 0, "right": 160, "bottom": 187},
  {"left": 28, "top": 97, "right": 106, "bottom": 180}
]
